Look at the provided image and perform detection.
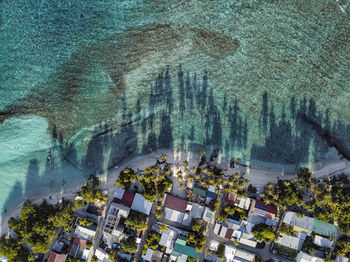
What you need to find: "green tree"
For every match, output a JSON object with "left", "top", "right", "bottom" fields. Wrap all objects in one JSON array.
[
  {"left": 0, "top": 236, "right": 29, "bottom": 262},
  {"left": 124, "top": 210, "right": 148, "bottom": 231},
  {"left": 215, "top": 243, "right": 225, "bottom": 259},
  {"left": 121, "top": 236, "right": 137, "bottom": 254},
  {"left": 335, "top": 235, "right": 350, "bottom": 257},
  {"left": 115, "top": 168, "right": 136, "bottom": 189},
  {"left": 251, "top": 224, "right": 277, "bottom": 243},
  {"left": 80, "top": 175, "right": 107, "bottom": 203}
]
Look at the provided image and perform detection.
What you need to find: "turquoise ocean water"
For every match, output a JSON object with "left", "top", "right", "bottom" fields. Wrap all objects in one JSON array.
[{"left": 0, "top": 0, "right": 350, "bottom": 213}]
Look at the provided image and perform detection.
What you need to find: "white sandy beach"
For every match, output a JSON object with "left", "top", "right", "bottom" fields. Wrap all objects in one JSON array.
[{"left": 2, "top": 149, "right": 350, "bottom": 236}]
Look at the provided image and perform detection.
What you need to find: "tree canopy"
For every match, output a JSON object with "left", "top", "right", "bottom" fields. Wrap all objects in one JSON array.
[
  {"left": 124, "top": 210, "right": 148, "bottom": 231},
  {"left": 80, "top": 175, "right": 107, "bottom": 203},
  {"left": 0, "top": 236, "right": 29, "bottom": 262},
  {"left": 8, "top": 199, "right": 75, "bottom": 254},
  {"left": 251, "top": 223, "right": 277, "bottom": 243},
  {"left": 115, "top": 168, "right": 136, "bottom": 189},
  {"left": 121, "top": 236, "right": 137, "bottom": 254}
]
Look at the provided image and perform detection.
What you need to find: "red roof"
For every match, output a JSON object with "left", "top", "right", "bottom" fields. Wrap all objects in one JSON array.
[
  {"left": 73, "top": 238, "right": 87, "bottom": 245},
  {"left": 254, "top": 200, "right": 277, "bottom": 217},
  {"left": 224, "top": 193, "right": 239, "bottom": 206},
  {"left": 48, "top": 252, "right": 67, "bottom": 262},
  {"left": 113, "top": 190, "right": 135, "bottom": 207},
  {"left": 164, "top": 194, "right": 188, "bottom": 213}
]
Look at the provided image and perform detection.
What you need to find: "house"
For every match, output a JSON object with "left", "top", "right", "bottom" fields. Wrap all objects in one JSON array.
[
  {"left": 182, "top": 203, "right": 205, "bottom": 226},
  {"left": 276, "top": 234, "right": 304, "bottom": 250},
  {"left": 142, "top": 249, "right": 165, "bottom": 262},
  {"left": 213, "top": 223, "right": 234, "bottom": 240},
  {"left": 283, "top": 211, "right": 314, "bottom": 233},
  {"left": 283, "top": 211, "right": 338, "bottom": 238},
  {"left": 296, "top": 252, "right": 324, "bottom": 262},
  {"left": 191, "top": 186, "right": 207, "bottom": 204},
  {"left": 252, "top": 200, "right": 277, "bottom": 219},
  {"left": 202, "top": 207, "right": 215, "bottom": 223},
  {"left": 131, "top": 193, "right": 153, "bottom": 215},
  {"left": 207, "top": 185, "right": 218, "bottom": 199},
  {"left": 73, "top": 221, "right": 97, "bottom": 242},
  {"left": 224, "top": 193, "right": 251, "bottom": 210},
  {"left": 69, "top": 238, "right": 89, "bottom": 260},
  {"left": 113, "top": 187, "right": 135, "bottom": 207},
  {"left": 313, "top": 235, "right": 333, "bottom": 248},
  {"left": 103, "top": 202, "right": 130, "bottom": 247},
  {"left": 171, "top": 235, "right": 200, "bottom": 261},
  {"left": 103, "top": 202, "right": 130, "bottom": 236},
  {"left": 224, "top": 245, "right": 256, "bottom": 262},
  {"left": 48, "top": 252, "right": 67, "bottom": 262},
  {"left": 94, "top": 248, "right": 110, "bottom": 262},
  {"left": 159, "top": 228, "right": 178, "bottom": 254},
  {"left": 163, "top": 194, "right": 188, "bottom": 224}
]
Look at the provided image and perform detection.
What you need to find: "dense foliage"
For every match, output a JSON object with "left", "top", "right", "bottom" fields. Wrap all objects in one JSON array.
[
  {"left": 115, "top": 168, "right": 136, "bottom": 189},
  {"left": 251, "top": 223, "right": 277, "bottom": 243},
  {"left": 0, "top": 236, "right": 29, "bottom": 262},
  {"left": 187, "top": 220, "right": 206, "bottom": 252},
  {"left": 334, "top": 235, "right": 350, "bottom": 257},
  {"left": 261, "top": 168, "right": 350, "bottom": 234},
  {"left": 217, "top": 205, "right": 247, "bottom": 222},
  {"left": 8, "top": 199, "right": 75, "bottom": 254},
  {"left": 121, "top": 236, "right": 137, "bottom": 254},
  {"left": 144, "top": 231, "right": 161, "bottom": 251},
  {"left": 138, "top": 163, "right": 173, "bottom": 202},
  {"left": 80, "top": 175, "right": 107, "bottom": 203},
  {"left": 124, "top": 210, "right": 148, "bottom": 231}
]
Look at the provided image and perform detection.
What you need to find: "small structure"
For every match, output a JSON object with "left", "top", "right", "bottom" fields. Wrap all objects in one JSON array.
[
  {"left": 171, "top": 235, "right": 200, "bottom": 261},
  {"left": 131, "top": 193, "right": 153, "bottom": 215},
  {"left": 224, "top": 245, "right": 256, "bottom": 262},
  {"left": 48, "top": 252, "right": 67, "bottom": 262},
  {"left": 252, "top": 200, "right": 277, "bottom": 219}
]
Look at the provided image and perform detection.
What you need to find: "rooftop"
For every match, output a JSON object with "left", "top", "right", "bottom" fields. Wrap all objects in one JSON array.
[
  {"left": 172, "top": 235, "right": 200, "bottom": 259},
  {"left": 131, "top": 193, "right": 152, "bottom": 215},
  {"left": 48, "top": 252, "right": 67, "bottom": 262},
  {"left": 164, "top": 194, "right": 188, "bottom": 213},
  {"left": 113, "top": 189, "right": 135, "bottom": 207}
]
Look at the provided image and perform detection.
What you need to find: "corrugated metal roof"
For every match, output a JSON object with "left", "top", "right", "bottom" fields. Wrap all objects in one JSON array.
[
  {"left": 173, "top": 236, "right": 200, "bottom": 259},
  {"left": 164, "top": 194, "right": 188, "bottom": 213},
  {"left": 193, "top": 187, "right": 207, "bottom": 197}
]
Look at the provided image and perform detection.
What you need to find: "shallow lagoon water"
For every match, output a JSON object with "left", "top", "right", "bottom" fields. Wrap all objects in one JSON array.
[{"left": 0, "top": 0, "right": 350, "bottom": 213}]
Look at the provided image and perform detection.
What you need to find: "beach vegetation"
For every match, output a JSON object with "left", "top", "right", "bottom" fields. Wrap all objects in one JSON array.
[
  {"left": 115, "top": 168, "right": 136, "bottom": 189},
  {"left": 8, "top": 198, "right": 75, "bottom": 254},
  {"left": 0, "top": 236, "right": 29, "bottom": 262},
  {"left": 80, "top": 175, "right": 107, "bottom": 203}
]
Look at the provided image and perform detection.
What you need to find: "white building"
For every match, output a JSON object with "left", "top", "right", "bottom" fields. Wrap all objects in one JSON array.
[{"left": 131, "top": 193, "right": 153, "bottom": 215}]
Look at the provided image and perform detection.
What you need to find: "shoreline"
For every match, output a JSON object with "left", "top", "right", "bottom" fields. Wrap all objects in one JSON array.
[{"left": 2, "top": 149, "right": 350, "bottom": 235}]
